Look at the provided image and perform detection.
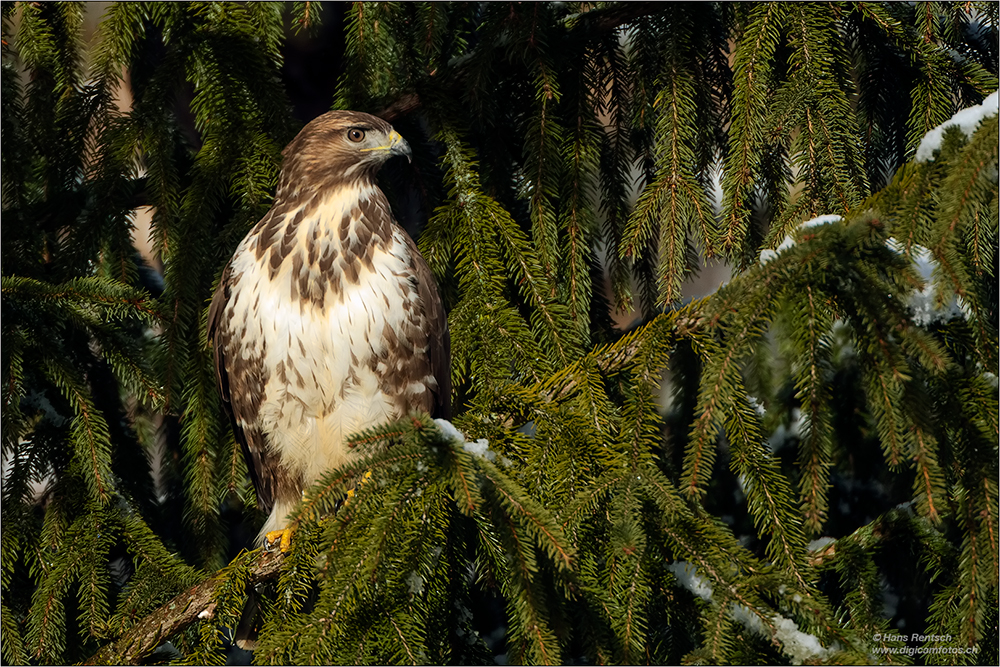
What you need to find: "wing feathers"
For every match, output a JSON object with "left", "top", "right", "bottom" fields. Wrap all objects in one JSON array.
[
  {"left": 209, "top": 263, "right": 297, "bottom": 512},
  {"left": 406, "top": 232, "right": 452, "bottom": 419}
]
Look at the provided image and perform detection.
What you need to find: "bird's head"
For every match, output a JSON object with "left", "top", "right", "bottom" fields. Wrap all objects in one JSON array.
[{"left": 277, "top": 110, "right": 412, "bottom": 198}]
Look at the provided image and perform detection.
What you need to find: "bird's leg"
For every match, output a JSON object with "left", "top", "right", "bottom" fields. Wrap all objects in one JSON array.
[
  {"left": 264, "top": 527, "right": 294, "bottom": 553},
  {"left": 264, "top": 490, "right": 310, "bottom": 552},
  {"left": 269, "top": 473, "right": 372, "bottom": 544}
]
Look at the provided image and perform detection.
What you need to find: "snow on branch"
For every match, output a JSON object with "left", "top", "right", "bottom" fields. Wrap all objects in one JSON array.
[
  {"left": 669, "top": 560, "right": 835, "bottom": 665},
  {"left": 915, "top": 90, "right": 999, "bottom": 162},
  {"left": 434, "top": 418, "right": 511, "bottom": 466},
  {"left": 760, "top": 214, "right": 843, "bottom": 264}
]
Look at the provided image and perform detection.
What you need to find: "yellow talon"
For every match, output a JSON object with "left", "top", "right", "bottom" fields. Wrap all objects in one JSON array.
[
  {"left": 264, "top": 490, "right": 312, "bottom": 552},
  {"left": 264, "top": 526, "right": 294, "bottom": 553},
  {"left": 344, "top": 470, "right": 373, "bottom": 502}
]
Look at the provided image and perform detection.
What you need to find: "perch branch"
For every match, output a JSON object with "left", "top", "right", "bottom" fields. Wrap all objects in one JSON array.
[{"left": 84, "top": 549, "right": 285, "bottom": 666}]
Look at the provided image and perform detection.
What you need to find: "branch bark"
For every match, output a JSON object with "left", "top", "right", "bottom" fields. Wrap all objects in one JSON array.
[
  {"left": 503, "top": 302, "right": 708, "bottom": 429},
  {"left": 84, "top": 549, "right": 285, "bottom": 666}
]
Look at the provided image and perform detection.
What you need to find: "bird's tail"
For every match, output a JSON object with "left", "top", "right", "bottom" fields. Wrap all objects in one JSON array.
[{"left": 234, "top": 586, "right": 261, "bottom": 651}]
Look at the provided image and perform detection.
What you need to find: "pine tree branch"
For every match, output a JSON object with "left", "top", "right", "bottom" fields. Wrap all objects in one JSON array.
[
  {"left": 568, "top": 2, "right": 663, "bottom": 36},
  {"left": 84, "top": 549, "right": 285, "bottom": 666},
  {"left": 379, "top": 91, "right": 422, "bottom": 122},
  {"left": 378, "top": 2, "right": 663, "bottom": 122},
  {"left": 540, "top": 304, "right": 708, "bottom": 406}
]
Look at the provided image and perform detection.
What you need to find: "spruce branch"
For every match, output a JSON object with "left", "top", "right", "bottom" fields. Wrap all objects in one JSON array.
[
  {"left": 5, "top": 3, "right": 997, "bottom": 663},
  {"left": 378, "top": 2, "right": 666, "bottom": 123},
  {"left": 84, "top": 549, "right": 284, "bottom": 666}
]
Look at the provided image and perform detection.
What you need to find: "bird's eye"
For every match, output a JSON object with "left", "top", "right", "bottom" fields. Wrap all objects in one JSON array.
[{"left": 347, "top": 128, "right": 366, "bottom": 143}]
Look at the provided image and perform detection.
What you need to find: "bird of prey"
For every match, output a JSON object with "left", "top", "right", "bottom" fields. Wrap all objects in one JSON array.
[{"left": 208, "top": 111, "right": 450, "bottom": 550}]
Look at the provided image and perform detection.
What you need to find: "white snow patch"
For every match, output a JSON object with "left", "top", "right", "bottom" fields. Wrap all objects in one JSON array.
[
  {"left": 434, "top": 418, "right": 465, "bottom": 444},
  {"left": 759, "top": 248, "right": 779, "bottom": 264},
  {"left": 915, "top": 90, "right": 998, "bottom": 162},
  {"left": 730, "top": 603, "right": 768, "bottom": 637},
  {"left": 800, "top": 213, "right": 842, "bottom": 229},
  {"left": 747, "top": 395, "right": 766, "bottom": 418},
  {"left": 776, "top": 234, "right": 797, "bottom": 251},
  {"left": 730, "top": 604, "right": 834, "bottom": 663},
  {"left": 760, "top": 235, "right": 795, "bottom": 264},
  {"left": 807, "top": 536, "right": 836, "bottom": 552},
  {"left": 464, "top": 438, "right": 497, "bottom": 464},
  {"left": 773, "top": 615, "right": 832, "bottom": 664},
  {"left": 667, "top": 561, "right": 713, "bottom": 600},
  {"left": 462, "top": 438, "right": 489, "bottom": 456},
  {"left": 760, "top": 215, "right": 842, "bottom": 264},
  {"left": 908, "top": 290, "right": 969, "bottom": 326},
  {"left": 912, "top": 244, "right": 935, "bottom": 280},
  {"left": 434, "top": 418, "right": 506, "bottom": 465},
  {"left": 406, "top": 571, "right": 424, "bottom": 595},
  {"left": 884, "top": 236, "right": 905, "bottom": 255}
]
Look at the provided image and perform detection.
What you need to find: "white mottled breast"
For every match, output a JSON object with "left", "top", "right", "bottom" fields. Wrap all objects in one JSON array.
[{"left": 225, "top": 183, "right": 417, "bottom": 494}]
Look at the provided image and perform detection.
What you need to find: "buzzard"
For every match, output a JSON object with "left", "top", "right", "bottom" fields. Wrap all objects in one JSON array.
[{"left": 209, "top": 111, "right": 450, "bottom": 550}]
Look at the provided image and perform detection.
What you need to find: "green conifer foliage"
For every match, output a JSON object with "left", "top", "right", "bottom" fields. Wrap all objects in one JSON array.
[{"left": 2, "top": 2, "right": 997, "bottom": 665}]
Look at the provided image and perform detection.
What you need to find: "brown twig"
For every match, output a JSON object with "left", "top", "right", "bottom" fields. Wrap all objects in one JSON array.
[{"left": 84, "top": 549, "right": 285, "bottom": 666}]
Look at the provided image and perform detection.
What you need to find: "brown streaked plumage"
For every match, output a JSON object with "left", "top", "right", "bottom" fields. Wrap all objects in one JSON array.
[{"left": 208, "top": 111, "right": 450, "bottom": 546}]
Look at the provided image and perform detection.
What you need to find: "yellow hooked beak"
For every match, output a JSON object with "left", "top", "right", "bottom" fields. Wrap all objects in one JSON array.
[{"left": 361, "top": 130, "right": 412, "bottom": 162}]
